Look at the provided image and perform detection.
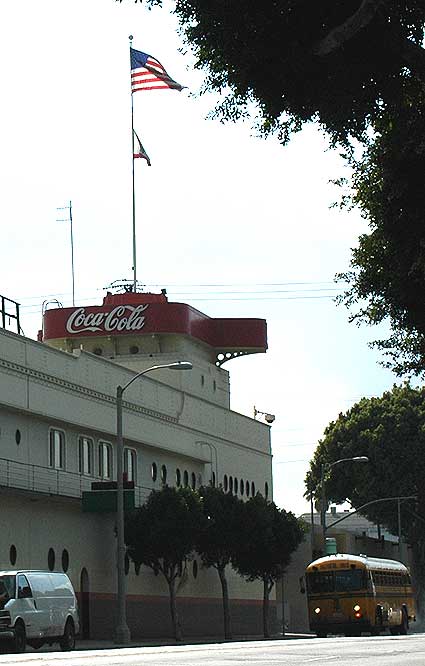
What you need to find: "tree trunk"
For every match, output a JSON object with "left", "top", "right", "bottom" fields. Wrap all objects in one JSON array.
[
  {"left": 314, "top": 0, "right": 389, "bottom": 57},
  {"left": 263, "top": 578, "right": 270, "bottom": 639},
  {"left": 217, "top": 564, "right": 232, "bottom": 639},
  {"left": 166, "top": 576, "right": 182, "bottom": 641}
]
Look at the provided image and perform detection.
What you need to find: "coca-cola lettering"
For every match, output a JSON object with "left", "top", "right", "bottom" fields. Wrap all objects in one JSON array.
[{"left": 66, "top": 304, "right": 149, "bottom": 335}]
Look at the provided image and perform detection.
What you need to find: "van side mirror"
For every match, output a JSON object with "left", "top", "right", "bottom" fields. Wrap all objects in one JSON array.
[
  {"left": 18, "top": 585, "right": 32, "bottom": 599},
  {"left": 299, "top": 576, "right": 306, "bottom": 594}
]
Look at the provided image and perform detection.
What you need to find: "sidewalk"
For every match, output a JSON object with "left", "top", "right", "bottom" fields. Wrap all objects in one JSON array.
[{"left": 68, "top": 633, "right": 314, "bottom": 652}]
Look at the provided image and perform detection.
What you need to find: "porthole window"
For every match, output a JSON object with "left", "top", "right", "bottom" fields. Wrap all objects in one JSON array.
[
  {"left": 15, "top": 429, "right": 21, "bottom": 445},
  {"left": 183, "top": 470, "right": 189, "bottom": 487},
  {"left": 48, "top": 548, "right": 55, "bottom": 572},
  {"left": 193, "top": 560, "right": 198, "bottom": 579},
  {"left": 223, "top": 475, "right": 228, "bottom": 492},
  {"left": 125, "top": 552, "right": 130, "bottom": 576},
  {"left": 93, "top": 347, "right": 103, "bottom": 356},
  {"left": 151, "top": 462, "right": 157, "bottom": 482},
  {"left": 246, "top": 480, "right": 250, "bottom": 497},
  {"left": 229, "top": 476, "right": 233, "bottom": 494},
  {"left": 176, "top": 468, "right": 181, "bottom": 486},
  {"left": 191, "top": 472, "right": 196, "bottom": 490},
  {"left": 62, "top": 549, "right": 69, "bottom": 573},
  {"left": 161, "top": 464, "right": 167, "bottom": 484},
  {"left": 251, "top": 481, "right": 256, "bottom": 496},
  {"left": 9, "top": 545, "right": 17, "bottom": 566},
  {"left": 129, "top": 345, "right": 139, "bottom": 355},
  {"left": 240, "top": 479, "right": 244, "bottom": 495},
  {"left": 265, "top": 482, "right": 269, "bottom": 500}
]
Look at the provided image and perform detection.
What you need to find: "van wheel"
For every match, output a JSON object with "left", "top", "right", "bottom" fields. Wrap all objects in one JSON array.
[
  {"left": 13, "top": 621, "right": 26, "bottom": 653},
  {"left": 60, "top": 619, "right": 76, "bottom": 651}
]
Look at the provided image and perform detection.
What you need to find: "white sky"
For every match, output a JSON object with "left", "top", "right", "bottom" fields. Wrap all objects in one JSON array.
[{"left": 1, "top": 0, "right": 399, "bottom": 515}]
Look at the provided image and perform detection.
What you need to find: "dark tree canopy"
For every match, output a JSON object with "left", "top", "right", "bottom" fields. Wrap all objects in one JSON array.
[
  {"left": 146, "top": 0, "right": 425, "bottom": 144},
  {"left": 305, "top": 384, "right": 425, "bottom": 611}
]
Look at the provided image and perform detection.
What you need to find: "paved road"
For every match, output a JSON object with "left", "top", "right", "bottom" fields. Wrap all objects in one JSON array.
[{"left": 2, "top": 635, "right": 425, "bottom": 665}]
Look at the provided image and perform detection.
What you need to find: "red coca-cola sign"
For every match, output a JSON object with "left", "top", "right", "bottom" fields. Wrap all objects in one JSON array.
[
  {"left": 65, "top": 304, "right": 149, "bottom": 334},
  {"left": 42, "top": 293, "right": 267, "bottom": 353}
]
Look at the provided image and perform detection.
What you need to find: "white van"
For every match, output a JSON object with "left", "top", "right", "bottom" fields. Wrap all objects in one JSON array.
[{"left": 0, "top": 570, "right": 79, "bottom": 653}]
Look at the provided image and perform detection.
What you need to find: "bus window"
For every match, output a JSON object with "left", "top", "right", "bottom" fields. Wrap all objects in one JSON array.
[
  {"left": 334, "top": 569, "right": 366, "bottom": 592},
  {"left": 307, "top": 572, "right": 334, "bottom": 594}
]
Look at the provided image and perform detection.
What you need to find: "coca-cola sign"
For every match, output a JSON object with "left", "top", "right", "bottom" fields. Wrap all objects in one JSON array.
[{"left": 65, "top": 304, "right": 149, "bottom": 334}]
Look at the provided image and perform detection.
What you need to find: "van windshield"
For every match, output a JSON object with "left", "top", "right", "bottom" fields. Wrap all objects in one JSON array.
[{"left": 0, "top": 575, "right": 15, "bottom": 607}]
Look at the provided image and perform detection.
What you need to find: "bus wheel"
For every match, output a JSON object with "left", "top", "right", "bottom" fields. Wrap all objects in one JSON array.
[{"left": 316, "top": 632, "right": 327, "bottom": 638}]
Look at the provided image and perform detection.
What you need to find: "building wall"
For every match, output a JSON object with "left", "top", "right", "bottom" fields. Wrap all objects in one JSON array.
[{"left": 0, "top": 327, "right": 274, "bottom": 638}]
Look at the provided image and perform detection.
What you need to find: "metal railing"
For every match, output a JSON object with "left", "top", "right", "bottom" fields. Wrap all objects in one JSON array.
[
  {"left": 0, "top": 457, "right": 150, "bottom": 506},
  {"left": 0, "top": 294, "right": 22, "bottom": 334}
]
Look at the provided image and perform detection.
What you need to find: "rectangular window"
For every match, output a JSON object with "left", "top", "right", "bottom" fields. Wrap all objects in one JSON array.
[
  {"left": 98, "top": 441, "right": 113, "bottom": 480},
  {"left": 78, "top": 436, "right": 94, "bottom": 476},
  {"left": 49, "top": 429, "right": 65, "bottom": 469},
  {"left": 124, "top": 448, "right": 137, "bottom": 483}
]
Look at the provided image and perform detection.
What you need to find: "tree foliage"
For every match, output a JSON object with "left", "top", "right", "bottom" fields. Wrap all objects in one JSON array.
[
  {"left": 337, "top": 86, "right": 425, "bottom": 377},
  {"left": 196, "top": 485, "right": 243, "bottom": 639},
  {"left": 125, "top": 485, "right": 205, "bottom": 640},
  {"left": 145, "top": 0, "right": 425, "bottom": 145},
  {"left": 305, "top": 383, "right": 425, "bottom": 613},
  {"left": 231, "top": 494, "right": 305, "bottom": 638},
  {"left": 138, "top": 0, "right": 425, "bottom": 375}
]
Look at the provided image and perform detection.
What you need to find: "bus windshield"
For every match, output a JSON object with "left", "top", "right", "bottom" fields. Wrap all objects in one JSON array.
[{"left": 307, "top": 569, "right": 366, "bottom": 594}]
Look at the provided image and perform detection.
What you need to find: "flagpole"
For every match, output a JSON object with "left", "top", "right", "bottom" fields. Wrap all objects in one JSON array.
[
  {"left": 129, "top": 34, "right": 137, "bottom": 293},
  {"left": 69, "top": 200, "right": 75, "bottom": 306}
]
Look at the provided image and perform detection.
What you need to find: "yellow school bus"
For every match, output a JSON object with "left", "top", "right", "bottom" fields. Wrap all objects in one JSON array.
[{"left": 305, "top": 553, "right": 415, "bottom": 637}]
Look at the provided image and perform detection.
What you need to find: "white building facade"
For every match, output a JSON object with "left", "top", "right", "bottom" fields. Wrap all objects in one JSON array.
[{"left": 0, "top": 290, "right": 273, "bottom": 639}]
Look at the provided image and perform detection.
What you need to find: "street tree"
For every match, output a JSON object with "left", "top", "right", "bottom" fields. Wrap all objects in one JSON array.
[
  {"left": 124, "top": 486, "right": 205, "bottom": 640},
  {"left": 305, "top": 383, "right": 425, "bottom": 615},
  {"left": 195, "top": 485, "right": 243, "bottom": 639},
  {"left": 337, "top": 85, "right": 425, "bottom": 377},
  {"left": 136, "top": 1, "right": 425, "bottom": 376},
  {"left": 143, "top": 0, "right": 425, "bottom": 144},
  {"left": 231, "top": 494, "right": 305, "bottom": 638}
]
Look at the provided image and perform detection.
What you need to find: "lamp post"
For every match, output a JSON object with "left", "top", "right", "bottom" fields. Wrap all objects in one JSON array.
[
  {"left": 114, "top": 361, "right": 193, "bottom": 645},
  {"left": 320, "top": 456, "right": 369, "bottom": 548}
]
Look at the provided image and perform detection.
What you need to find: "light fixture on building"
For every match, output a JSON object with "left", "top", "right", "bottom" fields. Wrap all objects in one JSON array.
[{"left": 253, "top": 406, "right": 276, "bottom": 423}]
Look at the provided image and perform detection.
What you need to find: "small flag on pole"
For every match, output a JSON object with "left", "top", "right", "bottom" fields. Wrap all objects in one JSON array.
[
  {"left": 130, "top": 48, "right": 185, "bottom": 93},
  {"left": 133, "top": 130, "right": 151, "bottom": 166}
]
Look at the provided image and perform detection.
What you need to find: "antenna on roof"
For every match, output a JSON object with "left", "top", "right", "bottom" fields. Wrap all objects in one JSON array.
[{"left": 56, "top": 201, "right": 75, "bottom": 306}]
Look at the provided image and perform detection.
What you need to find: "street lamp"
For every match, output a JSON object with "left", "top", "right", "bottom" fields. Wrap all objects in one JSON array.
[
  {"left": 320, "top": 456, "right": 369, "bottom": 548},
  {"left": 114, "top": 361, "right": 193, "bottom": 645}
]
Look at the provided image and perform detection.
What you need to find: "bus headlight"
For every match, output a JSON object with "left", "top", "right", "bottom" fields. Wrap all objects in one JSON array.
[
  {"left": 314, "top": 607, "right": 321, "bottom": 614},
  {"left": 353, "top": 604, "right": 361, "bottom": 612}
]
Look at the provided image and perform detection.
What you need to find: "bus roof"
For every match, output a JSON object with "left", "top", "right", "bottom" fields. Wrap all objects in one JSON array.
[{"left": 306, "top": 553, "right": 409, "bottom": 573}]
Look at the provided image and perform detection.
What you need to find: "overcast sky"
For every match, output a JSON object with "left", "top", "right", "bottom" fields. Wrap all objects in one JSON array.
[{"left": 1, "top": 0, "right": 400, "bottom": 515}]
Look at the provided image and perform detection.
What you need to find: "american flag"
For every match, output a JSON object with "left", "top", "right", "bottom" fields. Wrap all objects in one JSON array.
[
  {"left": 130, "top": 48, "right": 185, "bottom": 93},
  {"left": 133, "top": 130, "right": 151, "bottom": 166}
]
